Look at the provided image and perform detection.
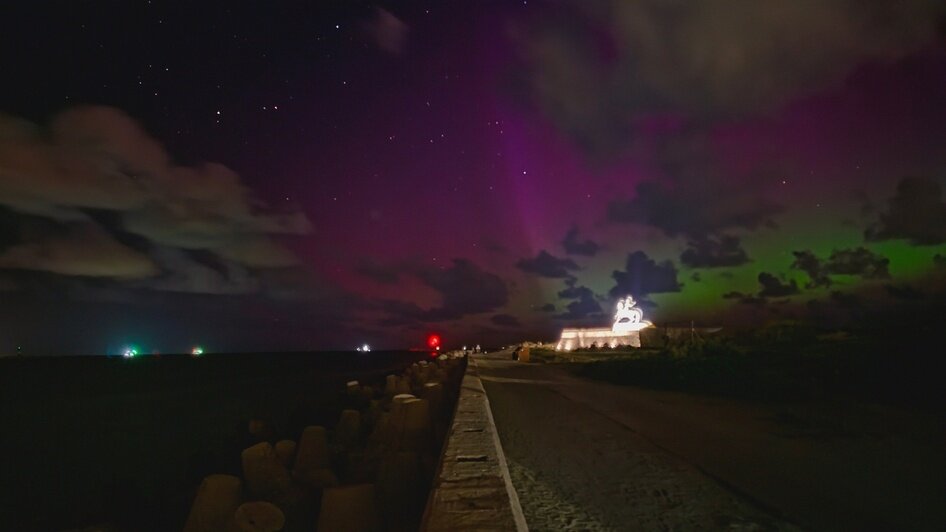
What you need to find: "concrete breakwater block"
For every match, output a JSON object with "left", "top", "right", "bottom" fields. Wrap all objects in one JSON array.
[
  {"left": 293, "top": 467, "right": 338, "bottom": 489},
  {"left": 293, "top": 425, "right": 338, "bottom": 489},
  {"left": 334, "top": 409, "right": 361, "bottom": 448},
  {"left": 241, "top": 443, "right": 292, "bottom": 501},
  {"left": 274, "top": 440, "right": 296, "bottom": 468},
  {"left": 294, "top": 426, "right": 330, "bottom": 471},
  {"left": 233, "top": 501, "right": 285, "bottom": 532},
  {"left": 369, "top": 411, "right": 391, "bottom": 444},
  {"left": 387, "top": 394, "right": 417, "bottom": 444},
  {"left": 346, "top": 380, "right": 360, "bottom": 395},
  {"left": 384, "top": 374, "right": 398, "bottom": 396},
  {"left": 365, "top": 399, "right": 382, "bottom": 428},
  {"left": 399, "top": 398, "right": 431, "bottom": 452},
  {"left": 183, "top": 474, "right": 243, "bottom": 532},
  {"left": 395, "top": 376, "right": 411, "bottom": 395},
  {"left": 359, "top": 385, "right": 375, "bottom": 402},
  {"left": 422, "top": 382, "right": 444, "bottom": 419},
  {"left": 377, "top": 451, "right": 422, "bottom": 527},
  {"left": 316, "top": 484, "right": 381, "bottom": 532}
]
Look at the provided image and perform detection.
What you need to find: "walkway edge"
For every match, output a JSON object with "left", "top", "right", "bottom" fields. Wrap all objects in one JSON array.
[
  {"left": 422, "top": 355, "right": 529, "bottom": 531},
  {"left": 474, "top": 356, "right": 529, "bottom": 532}
]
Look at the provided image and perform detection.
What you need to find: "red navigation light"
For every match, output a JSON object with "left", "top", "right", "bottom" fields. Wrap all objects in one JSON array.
[{"left": 427, "top": 334, "right": 441, "bottom": 349}]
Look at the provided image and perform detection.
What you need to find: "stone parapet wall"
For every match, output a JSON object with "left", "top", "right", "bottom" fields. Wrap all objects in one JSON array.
[
  {"left": 556, "top": 328, "right": 641, "bottom": 350},
  {"left": 422, "top": 358, "right": 527, "bottom": 531}
]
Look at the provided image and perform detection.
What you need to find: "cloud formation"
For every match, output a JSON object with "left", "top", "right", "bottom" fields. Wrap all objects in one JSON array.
[
  {"left": 866, "top": 177, "right": 946, "bottom": 245},
  {"left": 884, "top": 283, "right": 925, "bottom": 300},
  {"left": 609, "top": 251, "right": 681, "bottom": 299},
  {"left": 680, "top": 234, "right": 750, "bottom": 268},
  {"left": 556, "top": 284, "right": 603, "bottom": 321},
  {"left": 513, "top": 0, "right": 943, "bottom": 157},
  {"left": 757, "top": 272, "right": 800, "bottom": 298},
  {"left": 354, "top": 259, "right": 401, "bottom": 284},
  {"left": 0, "top": 106, "right": 312, "bottom": 291},
  {"left": 516, "top": 250, "right": 579, "bottom": 278},
  {"left": 722, "top": 290, "right": 765, "bottom": 306},
  {"left": 723, "top": 271, "right": 799, "bottom": 304},
  {"left": 561, "top": 224, "right": 600, "bottom": 256},
  {"left": 0, "top": 223, "right": 156, "bottom": 279},
  {"left": 607, "top": 176, "right": 780, "bottom": 239},
  {"left": 825, "top": 248, "right": 890, "bottom": 279},
  {"left": 792, "top": 247, "right": 891, "bottom": 288},
  {"left": 791, "top": 250, "right": 833, "bottom": 289},
  {"left": 380, "top": 259, "right": 508, "bottom": 322},
  {"left": 490, "top": 313, "right": 521, "bottom": 328}
]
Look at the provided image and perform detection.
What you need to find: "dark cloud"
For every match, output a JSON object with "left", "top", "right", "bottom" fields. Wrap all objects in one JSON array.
[
  {"left": 516, "top": 250, "right": 579, "bottom": 278},
  {"left": 0, "top": 107, "right": 312, "bottom": 285},
  {"left": 609, "top": 251, "right": 681, "bottom": 298},
  {"left": 829, "top": 291, "right": 864, "bottom": 311},
  {"left": 884, "top": 283, "right": 925, "bottom": 300},
  {"left": 555, "top": 284, "right": 604, "bottom": 321},
  {"left": 791, "top": 247, "right": 890, "bottom": 289},
  {"left": 757, "top": 272, "right": 799, "bottom": 298},
  {"left": 680, "top": 234, "right": 750, "bottom": 268},
  {"left": 825, "top": 247, "right": 890, "bottom": 279},
  {"left": 537, "top": 303, "right": 556, "bottom": 312},
  {"left": 490, "top": 313, "right": 521, "bottom": 328},
  {"left": 483, "top": 240, "right": 508, "bottom": 254},
  {"left": 557, "top": 283, "right": 586, "bottom": 300},
  {"left": 866, "top": 177, "right": 946, "bottom": 245},
  {"left": 722, "top": 291, "right": 766, "bottom": 306},
  {"left": 791, "top": 250, "right": 832, "bottom": 289},
  {"left": 561, "top": 224, "right": 600, "bottom": 256},
  {"left": 607, "top": 177, "right": 781, "bottom": 239},
  {"left": 380, "top": 259, "right": 508, "bottom": 322},
  {"left": 0, "top": 223, "right": 156, "bottom": 279},
  {"left": 722, "top": 271, "right": 799, "bottom": 305},
  {"left": 512, "top": 0, "right": 943, "bottom": 158},
  {"left": 143, "top": 247, "right": 258, "bottom": 295},
  {"left": 354, "top": 259, "right": 400, "bottom": 284}
]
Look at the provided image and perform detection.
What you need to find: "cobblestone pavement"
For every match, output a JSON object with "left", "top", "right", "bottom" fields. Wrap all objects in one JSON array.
[
  {"left": 477, "top": 356, "right": 791, "bottom": 531},
  {"left": 475, "top": 351, "right": 946, "bottom": 532}
]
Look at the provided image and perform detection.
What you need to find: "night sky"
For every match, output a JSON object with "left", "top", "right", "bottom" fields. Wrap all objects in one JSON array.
[{"left": 2, "top": 1, "right": 946, "bottom": 354}]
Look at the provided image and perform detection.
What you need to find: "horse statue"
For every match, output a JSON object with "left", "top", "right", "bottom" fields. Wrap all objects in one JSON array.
[{"left": 612, "top": 295, "right": 644, "bottom": 333}]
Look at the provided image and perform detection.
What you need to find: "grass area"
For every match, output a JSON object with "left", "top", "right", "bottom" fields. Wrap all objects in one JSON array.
[
  {"left": 528, "top": 347, "right": 659, "bottom": 364},
  {"left": 548, "top": 328, "right": 943, "bottom": 411}
]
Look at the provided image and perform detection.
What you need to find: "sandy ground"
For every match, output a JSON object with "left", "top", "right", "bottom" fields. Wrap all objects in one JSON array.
[{"left": 475, "top": 351, "right": 945, "bottom": 531}]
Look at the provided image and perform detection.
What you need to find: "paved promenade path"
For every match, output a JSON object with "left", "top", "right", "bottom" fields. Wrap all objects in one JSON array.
[{"left": 475, "top": 351, "right": 945, "bottom": 531}]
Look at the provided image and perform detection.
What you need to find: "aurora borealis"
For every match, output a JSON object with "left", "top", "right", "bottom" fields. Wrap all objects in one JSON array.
[{"left": 1, "top": 1, "right": 946, "bottom": 353}]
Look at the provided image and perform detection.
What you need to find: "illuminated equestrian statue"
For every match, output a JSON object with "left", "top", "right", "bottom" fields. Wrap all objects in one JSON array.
[{"left": 555, "top": 295, "right": 653, "bottom": 351}]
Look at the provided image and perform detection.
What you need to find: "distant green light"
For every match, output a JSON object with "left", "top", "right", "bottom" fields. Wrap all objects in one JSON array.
[{"left": 191, "top": 346, "right": 204, "bottom": 356}]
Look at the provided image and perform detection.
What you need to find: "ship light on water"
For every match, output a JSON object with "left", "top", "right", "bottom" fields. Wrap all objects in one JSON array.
[
  {"left": 191, "top": 346, "right": 204, "bottom": 356},
  {"left": 356, "top": 344, "right": 371, "bottom": 352},
  {"left": 122, "top": 347, "right": 139, "bottom": 358}
]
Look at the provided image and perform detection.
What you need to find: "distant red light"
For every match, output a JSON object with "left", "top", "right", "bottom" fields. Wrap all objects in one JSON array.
[{"left": 427, "top": 334, "right": 441, "bottom": 349}]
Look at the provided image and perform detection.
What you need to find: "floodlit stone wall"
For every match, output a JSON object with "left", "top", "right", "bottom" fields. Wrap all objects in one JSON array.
[{"left": 556, "top": 328, "right": 642, "bottom": 350}]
